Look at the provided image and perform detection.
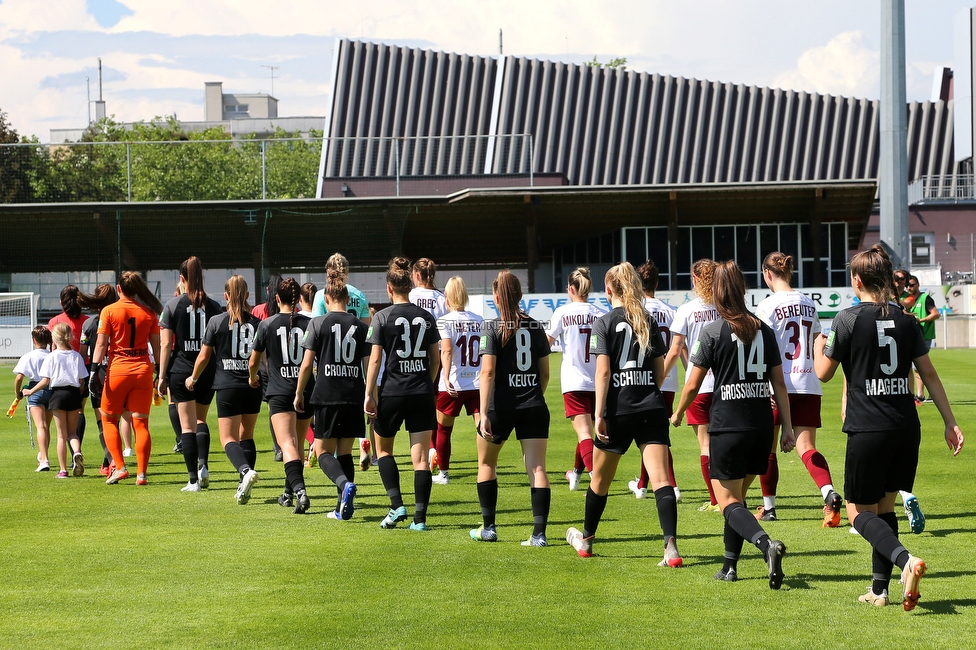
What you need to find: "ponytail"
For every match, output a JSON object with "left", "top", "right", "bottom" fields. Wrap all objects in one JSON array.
[
  {"left": 568, "top": 267, "right": 592, "bottom": 299},
  {"left": 118, "top": 272, "right": 163, "bottom": 314},
  {"left": 77, "top": 284, "right": 119, "bottom": 312},
  {"left": 605, "top": 263, "right": 651, "bottom": 353},
  {"left": 413, "top": 257, "right": 437, "bottom": 290},
  {"left": 224, "top": 275, "right": 250, "bottom": 327},
  {"left": 326, "top": 268, "right": 349, "bottom": 305},
  {"left": 849, "top": 244, "right": 894, "bottom": 315},
  {"left": 59, "top": 285, "right": 81, "bottom": 319},
  {"left": 712, "top": 261, "right": 760, "bottom": 343},
  {"left": 492, "top": 270, "right": 524, "bottom": 346},
  {"left": 276, "top": 277, "right": 300, "bottom": 328},
  {"left": 179, "top": 256, "right": 208, "bottom": 310}
]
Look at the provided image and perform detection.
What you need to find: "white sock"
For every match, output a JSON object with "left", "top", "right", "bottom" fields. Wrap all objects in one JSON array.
[
  {"left": 763, "top": 496, "right": 776, "bottom": 509},
  {"left": 820, "top": 484, "right": 834, "bottom": 500}
]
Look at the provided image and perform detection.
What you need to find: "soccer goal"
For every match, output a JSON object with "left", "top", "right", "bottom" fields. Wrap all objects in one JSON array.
[{"left": 0, "top": 293, "right": 37, "bottom": 359}]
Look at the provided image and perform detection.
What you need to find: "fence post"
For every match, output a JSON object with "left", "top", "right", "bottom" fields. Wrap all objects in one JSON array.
[
  {"left": 529, "top": 134, "right": 534, "bottom": 187},
  {"left": 126, "top": 143, "right": 132, "bottom": 202},
  {"left": 394, "top": 138, "right": 400, "bottom": 197},
  {"left": 261, "top": 140, "right": 267, "bottom": 200}
]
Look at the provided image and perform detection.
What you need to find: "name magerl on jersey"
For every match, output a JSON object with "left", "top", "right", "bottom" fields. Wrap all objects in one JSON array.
[{"left": 864, "top": 377, "right": 911, "bottom": 396}]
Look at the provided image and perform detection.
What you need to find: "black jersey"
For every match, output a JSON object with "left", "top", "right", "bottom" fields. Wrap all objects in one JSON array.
[
  {"left": 303, "top": 311, "right": 369, "bottom": 405},
  {"left": 590, "top": 307, "right": 668, "bottom": 416},
  {"left": 80, "top": 314, "right": 100, "bottom": 362},
  {"left": 160, "top": 294, "right": 223, "bottom": 376},
  {"left": 690, "top": 319, "right": 782, "bottom": 433},
  {"left": 366, "top": 303, "right": 440, "bottom": 397},
  {"left": 824, "top": 302, "right": 927, "bottom": 433},
  {"left": 481, "top": 317, "right": 551, "bottom": 411},
  {"left": 252, "top": 312, "right": 312, "bottom": 398},
  {"left": 202, "top": 311, "right": 260, "bottom": 391}
]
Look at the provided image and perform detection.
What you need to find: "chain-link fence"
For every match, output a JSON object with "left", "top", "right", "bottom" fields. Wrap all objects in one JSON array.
[{"left": 0, "top": 134, "right": 535, "bottom": 204}]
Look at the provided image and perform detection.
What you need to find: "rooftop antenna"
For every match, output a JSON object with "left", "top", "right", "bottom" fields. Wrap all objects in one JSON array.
[
  {"left": 499, "top": 29, "right": 503, "bottom": 55},
  {"left": 261, "top": 64, "right": 279, "bottom": 97},
  {"left": 98, "top": 57, "right": 103, "bottom": 101},
  {"left": 86, "top": 76, "right": 91, "bottom": 124}
]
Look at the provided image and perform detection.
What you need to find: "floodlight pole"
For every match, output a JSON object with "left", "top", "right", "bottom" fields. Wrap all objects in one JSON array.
[{"left": 879, "top": 0, "right": 910, "bottom": 269}]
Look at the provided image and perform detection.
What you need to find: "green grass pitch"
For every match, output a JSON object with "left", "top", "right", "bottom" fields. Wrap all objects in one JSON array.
[{"left": 1, "top": 350, "right": 974, "bottom": 648}]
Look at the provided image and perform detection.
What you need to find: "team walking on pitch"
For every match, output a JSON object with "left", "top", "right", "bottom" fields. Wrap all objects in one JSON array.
[{"left": 11, "top": 246, "right": 965, "bottom": 611}]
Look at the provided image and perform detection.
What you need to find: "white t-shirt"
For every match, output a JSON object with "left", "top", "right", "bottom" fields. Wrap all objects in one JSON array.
[
  {"left": 409, "top": 287, "right": 448, "bottom": 321},
  {"left": 39, "top": 349, "right": 89, "bottom": 389},
  {"left": 546, "top": 300, "right": 606, "bottom": 393},
  {"left": 13, "top": 348, "right": 50, "bottom": 384},
  {"left": 755, "top": 290, "right": 823, "bottom": 395},
  {"left": 437, "top": 310, "right": 484, "bottom": 392},
  {"left": 643, "top": 297, "right": 678, "bottom": 393},
  {"left": 671, "top": 297, "right": 718, "bottom": 394}
]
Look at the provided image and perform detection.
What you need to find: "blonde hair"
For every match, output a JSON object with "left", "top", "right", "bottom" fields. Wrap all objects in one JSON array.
[
  {"left": 568, "top": 267, "right": 592, "bottom": 299},
  {"left": 605, "top": 262, "right": 651, "bottom": 353},
  {"left": 692, "top": 259, "right": 715, "bottom": 305},
  {"left": 444, "top": 276, "right": 468, "bottom": 311},
  {"left": 52, "top": 322, "right": 72, "bottom": 349},
  {"left": 326, "top": 253, "right": 350, "bottom": 279},
  {"left": 224, "top": 275, "right": 250, "bottom": 327}
]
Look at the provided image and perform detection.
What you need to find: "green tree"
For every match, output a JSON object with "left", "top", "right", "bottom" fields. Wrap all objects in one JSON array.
[
  {"left": 0, "top": 109, "right": 35, "bottom": 203},
  {"left": 585, "top": 56, "right": 627, "bottom": 70}
]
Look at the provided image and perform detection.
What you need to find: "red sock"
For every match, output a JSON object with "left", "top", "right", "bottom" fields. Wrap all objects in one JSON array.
[
  {"left": 759, "top": 452, "right": 778, "bottom": 497},
  {"left": 637, "top": 462, "right": 649, "bottom": 489},
  {"left": 574, "top": 443, "right": 585, "bottom": 473},
  {"left": 801, "top": 449, "right": 833, "bottom": 489},
  {"left": 701, "top": 455, "right": 717, "bottom": 505},
  {"left": 667, "top": 448, "right": 677, "bottom": 487},
  {"left": 306, "top": 426, "right": 315, "bottom": 446},
  {"left": 579, "top": 438, "right": 594, "bottom": 473},
  {"left": 435, "top": 423, "right": 453, "bottom": 471},
  {"left": 133, "top": 416, "right": 152, "bottom": 476}
]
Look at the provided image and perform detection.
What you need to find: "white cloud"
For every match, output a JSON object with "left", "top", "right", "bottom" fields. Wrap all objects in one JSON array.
[{"left": 773, "top": 30, "right": 880, "bottom": 98}]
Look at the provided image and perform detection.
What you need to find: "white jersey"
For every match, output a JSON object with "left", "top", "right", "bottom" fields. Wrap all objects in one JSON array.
[
  {"left": 437, "top": 310, "right": 484, "bottom": 392},
  {"left": 755, "top": 290, "right": 823, "bottom": 395},
  {"left": 546, "top": 300, "right": 606, "bottom": 393},
  {"left": 643, "top": 297, "right": 678, "bottom": 393},
  {"left": 671, "top": 297, "right": 718, "bottom": 394},
  {"left": 13, "top": 348, "right": 50, "bottom": 384},
  {"left": 409, "top": 287, "right": 448, "bottom": 321}
]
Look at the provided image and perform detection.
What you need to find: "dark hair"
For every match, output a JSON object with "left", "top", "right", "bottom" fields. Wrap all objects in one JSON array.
[
  {"left": 762, "top": 251, "right": 794, "bottom": 284},
  {"left": 412, "top": 257, "right": 437, "bottom": 289},
  {"left": 225, "top": 275, "right": 250, "bottom": 326},
  {"left": 387, "top": 257, "right": 413, "bottom": 296},
  {"left": 713, "top": 260, "right": 760, "bottom": 343},
  {"left": 265, "top": 273, "right": 283, "bottom": 318},
  {"left": 118, "top": 272, "right": 163, "bottom": 313},
  {"left": 276, "top": 277, "right": 300, "bottom": 327},
  {"left": 77, "top": 284, "right": 118, "bottom": 312},
  {"left": 31, "top": 325, "right": 52, "bottom": 348},
  {"left": 636, "top": 259, "right": 659, "bottom": 295},
  {"left": 849, "top": 244, "right": 894, "bottom": 312},
  {"left": 300, "top": 282, "right": 317, "bottom": 307},
  {"left": 492, "top": 270, "right": 524, "bottom": 346},
  {"left": 893, "top": 268, "right": 909, "bottom": 282},
  {"left": 179, "top": 256, "right": 208, "bottom": 310},
  {"left": 326, "top": 268, "right": 349, "bottom": 304},
  {"left": 59, "top": 285, "right": 81, "bottom": 319}
]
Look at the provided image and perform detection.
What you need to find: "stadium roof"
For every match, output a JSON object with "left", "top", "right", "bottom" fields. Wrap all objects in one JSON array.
[
  {"left": 321, "top": 38, "right": 960, "bottom": 190},
  {"left": 0, "top": 180, "right": 875, "bottom": 274}
]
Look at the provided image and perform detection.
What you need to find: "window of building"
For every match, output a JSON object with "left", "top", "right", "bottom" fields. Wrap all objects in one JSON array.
[
  {"left": 911, "top": 233, "right": 934, "bottom": 266},
  {"left": 225, "top": 104, "right": 249, "bottom": 115},
  {"left": 553, "top": 231, "right": 621, "bottom": 290}
]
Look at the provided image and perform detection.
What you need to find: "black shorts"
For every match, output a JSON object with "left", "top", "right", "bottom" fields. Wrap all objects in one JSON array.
[
  {"left": 844, "top": 428, "right": 920, "bottom": 505},
  {"left": 267, "top": 394, "right": 314, "bottom": 420},
  {"left": 49, "top": 386, "right": 82, "bottom": 412},
  {"left": 596, "top": 410, "right": 671, "bottom": 455},
  {"left": 215, "top": 385, "right": 263, "bottom": 418},
  {"left": 708, "top": 428, "right": 774, "bottom": 481},
  {"left": 485, "top": 405, "right": 550, "bottom": 445},
  {"left": 169, "top": 371, "right": 216, "bottom": 406},
  {"left": 314, "top": 404, "right": 366, "bottom": 440},
  {"left": 375, "top": 393, "right": 437, "bottom": 437}
]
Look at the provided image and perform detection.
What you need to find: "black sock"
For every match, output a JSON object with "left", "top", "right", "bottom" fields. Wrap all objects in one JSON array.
[
  {"left": 872, "top": 512, "right": 898, "bottom": 594},
  {"left": 318, "top": 453, "right": 349, "bottom": 489},
  {"left": 284, "top": 459, "right": 305, "bottom": 494},
  {"left": 224, "top": 441, "right": 250, "bottom": 475},
  {"left": 414, "top": 469, "right": 432, "bottom": 524},
  {"left": 477, "top": 479, "right": 498, "bottom": 528},
  {"left": 168, "top": 403, "right": 181, "bottom": 441},
  {"left": 269, "top": 414, "right": 281, "bottom": 454},
  {"left": 654, "top": 486, "right": 678, "bottom": 543},
  {"left": 723, "top": 520, "right": 744, "bottom": 572},
  {"left": 724, "top": 501, "right": 770, "bottom": 556},
  {"left": 530, "top": 486, "right": 551, "bottom": 537},
  {"left": 180, "top": 432, "right": 199, "bottom": 482},
  {"left": 240, "top": 438, "right": 257, "bottom": 470},
  {"left": 337, "top": 454, "right": 355, "bottom": 486},
  {"left": 377, "top": 455, "right": 403, "bottom": 509},
  {"left": 583, "top": 488, "right": 608, "bottom": 538},
  {"left": 76, "top": 411, "right": 86, "bottom": 444},
  {"left": 854, "top": 512, "right": 911, "bottom": 570},
  {"left": 196, "top": 423, "right": 211, "bottom": 468}
]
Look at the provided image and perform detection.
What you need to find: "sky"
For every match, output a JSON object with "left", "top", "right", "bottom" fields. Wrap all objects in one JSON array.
[{"left": 1, "top": 0, "right": 975, "bottom": 140}]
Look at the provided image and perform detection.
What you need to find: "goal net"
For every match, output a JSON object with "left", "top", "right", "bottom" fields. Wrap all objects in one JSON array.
[{"left": 0, "top": 293, "right": 37, "bottom": 358}]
